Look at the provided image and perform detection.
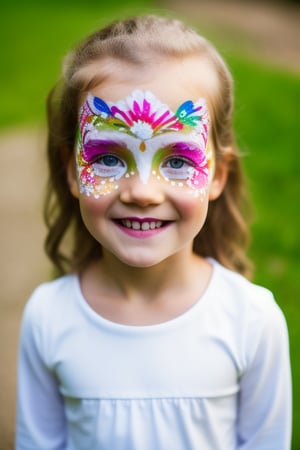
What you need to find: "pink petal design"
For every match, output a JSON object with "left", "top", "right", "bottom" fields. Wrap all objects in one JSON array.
[{"left": 110, "top": 106, "right": 133, "bottom": 126}]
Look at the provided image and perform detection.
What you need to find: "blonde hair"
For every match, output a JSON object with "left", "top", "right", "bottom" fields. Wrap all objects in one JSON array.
[{"left": 45, "top": 14, "right": 253, "bottom": 278}]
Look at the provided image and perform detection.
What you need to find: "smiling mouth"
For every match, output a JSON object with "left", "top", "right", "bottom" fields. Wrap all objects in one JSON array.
[{"left": 115, "top": 219, "right": 169, "bottom": 231}]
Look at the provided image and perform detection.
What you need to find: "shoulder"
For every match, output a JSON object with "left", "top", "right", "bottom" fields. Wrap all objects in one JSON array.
[
  {"left": 210, "top": 258, "right": 277, "bottom": 307},
  {"left": 20, "top": 274, "right": 83, "bottom": 363},
  {"left": 22, "top": 274, "right": 79, "bottom": 325},
  {"left": 208, "top": 260, "right": 290, "bottom": 370},
  {"left": 208, "top": 259, "right": 287, "bottom": 330}
]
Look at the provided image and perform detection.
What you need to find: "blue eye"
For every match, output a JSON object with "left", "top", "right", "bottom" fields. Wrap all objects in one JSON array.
[
  {"left": 100, "top": 155, "right": 122, "bottom": 167},
  {"left": 168, "top": 158, "right": 185, "bottom": 169},
  {"left": 160, "top": 156, "right": 194, "bottom": 181},
  {"left": 92, "top": 153, "right": 127, "bottom": 179}
]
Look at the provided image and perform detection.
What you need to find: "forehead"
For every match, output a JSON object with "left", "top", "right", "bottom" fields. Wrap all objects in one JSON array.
[
  {"left": 79, "top": 89, "right": 209, "bottom": 146},
  {"left": 79, "top": 56, "right": 219, "bottom": 112}
]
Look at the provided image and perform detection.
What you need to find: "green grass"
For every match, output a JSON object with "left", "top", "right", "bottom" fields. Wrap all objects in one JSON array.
[
  {"left": 0, "top": 0, "right": 155, "bottom": 127},
  {"left": 1, "top": 2, "right": 300, "bottom": 447},
  {"left": 230, "top": 56, "right": 300, "bottom": 449}
]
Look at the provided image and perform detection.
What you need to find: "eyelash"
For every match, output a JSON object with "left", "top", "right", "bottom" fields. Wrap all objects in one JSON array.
[
  {"left": 93, "top": 154, "right": 124, "bottom": 167},
  {"left": 163, "top": 156, "right": 195, "bottom": 169},
  {"left": 91, "top": 153, "right": 127, "bottom": 179},
  {"left": 159, "top": 156, "right": 196, "bottom": 181}
]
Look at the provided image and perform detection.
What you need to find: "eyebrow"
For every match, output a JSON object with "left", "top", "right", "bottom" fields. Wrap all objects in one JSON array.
[
  {"left": 167, "top": 142, "right": 207, "bottom": 165},
  {"left": 82, "top": 139, "right": 127, "bottom": 162}
]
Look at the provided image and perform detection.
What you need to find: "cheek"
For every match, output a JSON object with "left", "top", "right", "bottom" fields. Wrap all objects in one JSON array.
[
  {"left": 77, "top": 195, "right": 110, "bottom": 233},
  {"left": 78, "top": 165, "right": 121, "bottom": 199},
  {"left": 172, "top": 190, "right": 209, "bottom": 225}
]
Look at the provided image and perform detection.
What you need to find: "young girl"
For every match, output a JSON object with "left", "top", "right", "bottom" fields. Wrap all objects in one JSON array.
[{"left": 16, "top": 15, "right": 292, "bottom": 450}]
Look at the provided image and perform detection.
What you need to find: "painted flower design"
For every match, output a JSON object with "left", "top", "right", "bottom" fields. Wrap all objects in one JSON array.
[
  {"left": 130, "top": 121, "right": 154, "bottom": 140},
  {"left": 79, "top": 89, "right": 209, "bottom": 149}
]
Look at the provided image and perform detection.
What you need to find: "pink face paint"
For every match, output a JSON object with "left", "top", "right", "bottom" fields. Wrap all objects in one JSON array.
[
  {"left": 82, "top": 140, "right": 136, "bottom": 179},
  {"left": 76, "top": 90, "right": 212, "bottom": 198},
  {"left": 154, "top": 142, "right": 209, "bottom": 189}
]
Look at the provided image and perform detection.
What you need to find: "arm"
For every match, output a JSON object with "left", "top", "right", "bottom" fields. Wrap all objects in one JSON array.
[
  {"left": 16, "top": 294, "right": 67, "bottom": 449},
  {"left": 237, "top": 298, "right": 292, "bottom": 450}
]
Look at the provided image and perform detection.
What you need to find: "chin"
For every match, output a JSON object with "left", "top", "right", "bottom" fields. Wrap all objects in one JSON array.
[{"left": 114, "top": 251, "right": 167, "bottom": 269}]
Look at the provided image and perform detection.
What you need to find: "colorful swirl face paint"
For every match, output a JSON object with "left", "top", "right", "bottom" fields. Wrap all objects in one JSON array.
[{"left": 76, "top": 90, "right": 212, "bottom": 198}]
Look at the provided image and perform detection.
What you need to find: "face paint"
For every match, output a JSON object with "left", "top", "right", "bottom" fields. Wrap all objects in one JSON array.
[{"left": 76, "top": 90, "right": 212, "bottom": 198}]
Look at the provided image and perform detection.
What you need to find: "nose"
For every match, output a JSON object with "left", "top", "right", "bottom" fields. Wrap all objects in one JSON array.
[{"left": 119, "top": 174, "right": 165, "bottom": 207}]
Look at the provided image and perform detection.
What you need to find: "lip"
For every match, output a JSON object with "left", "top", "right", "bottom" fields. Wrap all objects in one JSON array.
[{"left": 113, "top": 217, "right": 171, "bottom": 238}]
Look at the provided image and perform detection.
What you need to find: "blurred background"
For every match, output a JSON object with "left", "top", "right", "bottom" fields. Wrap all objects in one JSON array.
[{"left": 0, "top": 0, "right": 299, "bottom": 448}]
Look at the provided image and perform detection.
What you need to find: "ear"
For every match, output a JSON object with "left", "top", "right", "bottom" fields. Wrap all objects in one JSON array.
[
  {"left": 208, "top": 153, "right": 230, "bottom": 201},
  {"left": 67, "top": 156, "right": 80, "bottom": 199}
]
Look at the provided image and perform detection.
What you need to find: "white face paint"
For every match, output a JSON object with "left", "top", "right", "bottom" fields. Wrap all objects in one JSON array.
[{"left": 76, "top": 89, "right": 212, "bottom": 198}]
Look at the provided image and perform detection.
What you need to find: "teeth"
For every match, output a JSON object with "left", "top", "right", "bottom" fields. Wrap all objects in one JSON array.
[
  {"left": 121, "top": 220, "right": 163, "bottom": 230},
  {"left": 132, "top": 221, "right": 140, "bottom": 230}
]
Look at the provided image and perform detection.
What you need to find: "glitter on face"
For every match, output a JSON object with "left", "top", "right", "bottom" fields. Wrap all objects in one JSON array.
[{"left": 76, "top": 89, "right": 212, "bottom": 198}]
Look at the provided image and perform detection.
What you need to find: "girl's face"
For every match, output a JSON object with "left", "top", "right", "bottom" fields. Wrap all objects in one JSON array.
[{"left": 69, "top": 57, "right": 226, "bottom": 268}]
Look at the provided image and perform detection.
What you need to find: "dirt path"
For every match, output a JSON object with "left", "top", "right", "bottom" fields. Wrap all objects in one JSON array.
[
  {"left": 0, "top": 2, "right": 299, "bottom": 448},
  {"left": 162, "top": 0, "right": 300, "bottom": 73},
  {"left": 0, "top": 128, "right": 51, "bottom": 449}
]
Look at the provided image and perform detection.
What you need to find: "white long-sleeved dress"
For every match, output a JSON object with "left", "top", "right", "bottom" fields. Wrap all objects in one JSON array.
[{"left": 16, "top": 259, "right": 292, "bottom": 449}]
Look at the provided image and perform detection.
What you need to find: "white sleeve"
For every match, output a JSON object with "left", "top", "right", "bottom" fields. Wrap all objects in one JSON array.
[
  {"left": 16, "top": 292, "right": 67, "bottom": 449},
  {"left": 237, "top": 296, "right": 292, "bottom": 449}
]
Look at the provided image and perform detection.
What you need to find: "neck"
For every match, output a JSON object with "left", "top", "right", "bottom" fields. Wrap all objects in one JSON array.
[
  {"left": 93, "top": 247, "right": 207, "bottom": 301},
  {"left": 80, "top": 248, "right": 212, "bottom": 326}
]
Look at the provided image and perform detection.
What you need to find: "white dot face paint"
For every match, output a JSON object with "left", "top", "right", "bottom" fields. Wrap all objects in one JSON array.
[{"left": 76, "top": 90, "right": 213, "bottom": 198}]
